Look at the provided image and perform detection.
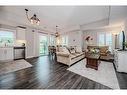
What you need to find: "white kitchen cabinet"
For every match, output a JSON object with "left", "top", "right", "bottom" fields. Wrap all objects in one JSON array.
[
  {"left": 0, "top": 47, "right": 13, "bottom": 62},
  {"left": 0, "top": 48, "right": 6, "bottom": 61},
  {"left": 16, "top": 27, "right": 26, "bottom": 40},
  {"left": 114, "top": 49, "right": 127, "bottom": 73}
]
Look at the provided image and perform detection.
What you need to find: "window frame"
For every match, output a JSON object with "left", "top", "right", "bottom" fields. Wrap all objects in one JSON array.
[
  {"left": 49, "top": 34, "right": 55, "bottom": 46},
  {"left": 61, "top": 35, "right": 68, "bottom": 46},
  {"left": 97, "top": 32, "right": 113, "bottom": 51},
  {"left": 0, "top": 28, "right": 16, "bottom": 46}
]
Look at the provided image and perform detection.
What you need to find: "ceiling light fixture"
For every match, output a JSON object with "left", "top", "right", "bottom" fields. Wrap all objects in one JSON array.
[
  {"left": 55, "top": 25, "right": 60, "bottom": 37},
  {"left": 25, "top": 9, "right": 40, "bottom": 25}
]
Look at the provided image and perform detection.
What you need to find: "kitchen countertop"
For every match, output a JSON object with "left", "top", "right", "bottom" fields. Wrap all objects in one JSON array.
[{"left": 0, "top": 46, "right": 14, "bottom": 48}]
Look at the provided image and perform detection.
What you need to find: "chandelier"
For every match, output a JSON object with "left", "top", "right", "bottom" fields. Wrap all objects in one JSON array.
[
  {"left": 25, "top": 9, "right": 40, "bottom": 25},
  {"left": 55, "top": 25, "right": 60, "bottom": 37}
]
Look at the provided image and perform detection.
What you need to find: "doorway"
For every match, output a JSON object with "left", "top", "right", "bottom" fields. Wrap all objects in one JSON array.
[{"left": 39, "top": 34, "right": 48, "bottom": 56}]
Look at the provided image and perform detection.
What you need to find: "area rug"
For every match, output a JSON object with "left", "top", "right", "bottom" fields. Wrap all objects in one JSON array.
[
  {"left": 0, "top": 59, "right": 32, "bottom": 76},
  {"left": 67, "top": 59, "right": 120, "bottom": 89}
]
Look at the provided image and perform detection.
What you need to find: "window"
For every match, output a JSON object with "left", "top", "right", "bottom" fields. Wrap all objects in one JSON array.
[
  {"left": 39, "top": 35, "right": 48, "bottom": 55},
  {"left": 0, "top": 30, "right": 14, "bottom": 46},
  {"left": 49, "top": 35, "right": 55, "bottom": 46},
  {"left": 61, "top": 35, "right": 68, "bottom": 45},
  {"left": 106, "top": 33, "right": 112, "bottom": 51},
  {"left": 98, "top": 32, "right": 112, "bottom": 51},
  {"left": 98, "top": 34, "right": 105, "bottom": 45},
  {"left": 119, "top": 31, "right": 123, "bottom": 49}
]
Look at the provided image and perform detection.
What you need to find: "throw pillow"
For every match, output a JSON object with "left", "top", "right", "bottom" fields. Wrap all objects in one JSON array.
[
  {"left": 70, "top": 49, "right": 75, "bottom": 54},
  {"left": 69, "top": 47, "right": 76, "bottom": 54},
  {"left": 76, "top": 46, "right": 82, "bottom": 53},
  {"left": 59, "top": 47, "right": 64, "bottom": 52},
  {"left": 62, "top": 47, "right": 70, "bottom": 54}
]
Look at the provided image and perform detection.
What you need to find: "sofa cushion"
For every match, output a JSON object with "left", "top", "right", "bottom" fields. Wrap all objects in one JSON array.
[
  {"left": 99, "top": 46, "right": 109, "bottom": 55},
  {"left": 70, "top": 54, "right": 76, "bottom": 59},
  {"left": 62, "top": 47, "right": 70, "bottom": 54},
  {"left": 59, "top": 47, "right": 63, "bottom": 52},
  {"left": 71, "top": 52, "right": 84, "bottom": 60},
  {"left": 56, "top": 52, "right": 70, "bottom": 57},
  {"left": 100, "top": 54, "right": 114, "bottom": 62},
  {"left": 69, "top": 47, "right": 76, "bottom": 54},
  {"left": 76, "top": 46, "right": 82, "bottom": 53}
]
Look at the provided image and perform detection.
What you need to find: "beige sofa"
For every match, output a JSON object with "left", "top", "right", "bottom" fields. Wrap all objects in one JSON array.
[{"left": 56, "top": 46, "right": 85, "bottom": 66}]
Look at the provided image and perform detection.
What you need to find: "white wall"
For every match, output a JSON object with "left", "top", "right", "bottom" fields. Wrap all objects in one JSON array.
[
  {"left": 25, "top": 28, "right": 52, "bottom": 58},
  {"left": 83, "top": 30, "right": 97, "bottom": 50},
  {"left": 123, "top": 19, "right": 127, "bottom": 40},
  {"left": 25, "top": 28, "right": 35, "bottom": 58},
  {"left": 33, "top": 30, "right": 40, "bottom": 57},
  {"left": 67, "top": 30, "right": 83, "bottom": 48},
  {"left": 0, "top": 23, "right": 53, "bottom": 59},
  {"left": 83, "top": 26, "right": 122, "bottom": 50}
]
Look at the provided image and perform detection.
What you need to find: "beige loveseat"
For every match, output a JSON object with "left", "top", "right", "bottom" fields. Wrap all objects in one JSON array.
[
  {"left": 86, "top": 45, "right": 114, "bottom": 62},
  {"left": 56, "top": 46, "right": 85, "bottom": 66}
]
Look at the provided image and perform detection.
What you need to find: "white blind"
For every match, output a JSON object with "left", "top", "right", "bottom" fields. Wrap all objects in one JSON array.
[{"left": 98, "top": 32, "right": 113, "bottom": 51}]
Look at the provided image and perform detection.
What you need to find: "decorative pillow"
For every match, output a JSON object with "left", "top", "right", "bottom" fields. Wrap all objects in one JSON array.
[
  {"left": 69, "top": 47, "right": 76, "bottom": 54},
  {"left": 76, "top": 46, "right": 82, "bottom": 53},
  {"left": 69, "top": 49, "right": 75, "bottom": 54},
  {"left": 100, "top": 47, "right": 108, "bottom": 53},
  {"left": 59, "top": 47, "right": 63, "bottom": 52},
  {"left": 62, "top": 47, "right": 70, "bottom": 54}
]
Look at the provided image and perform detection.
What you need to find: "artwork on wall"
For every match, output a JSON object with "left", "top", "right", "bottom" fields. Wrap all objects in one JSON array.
[{"left": 84, "top": 35, "right": 93, "bottom": 45}]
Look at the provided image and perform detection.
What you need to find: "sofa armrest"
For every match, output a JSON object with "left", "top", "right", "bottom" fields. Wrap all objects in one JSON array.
[{"left": 56, "top": 52, "right": 70, "bottom": 57}]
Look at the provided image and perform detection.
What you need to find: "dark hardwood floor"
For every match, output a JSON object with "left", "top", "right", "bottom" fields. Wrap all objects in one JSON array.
[
  {"left": 116, "top": 72, "right": 127, "bottom": 89},
  {"left": 0, "top": 55, "right": 126, "bottom": 89}
]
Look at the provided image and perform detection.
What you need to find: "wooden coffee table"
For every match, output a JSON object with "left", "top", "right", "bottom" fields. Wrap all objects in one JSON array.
[{"left": 85, "top": 53, "right": 100, "bottom": 70}]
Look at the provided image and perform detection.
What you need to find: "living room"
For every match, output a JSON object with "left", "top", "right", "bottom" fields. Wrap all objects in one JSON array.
[{"left": 0, "top": 6, "right": 127, "bottom": 90}]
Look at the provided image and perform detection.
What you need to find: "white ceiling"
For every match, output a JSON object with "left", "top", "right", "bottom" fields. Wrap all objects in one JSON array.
[{"left": 0, "top": 6, "right": 127, "bottom": 32}]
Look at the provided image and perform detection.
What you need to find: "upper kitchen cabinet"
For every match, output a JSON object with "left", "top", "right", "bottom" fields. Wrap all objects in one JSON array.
[{"left": 16, "top": 27, "right": 26, "bottom": 40}]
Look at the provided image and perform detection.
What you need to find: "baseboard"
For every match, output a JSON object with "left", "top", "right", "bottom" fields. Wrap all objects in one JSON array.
[
  {"left": 26, "top": 56, "right": 35, "bottom": 59},
  {"left": 26, "top": 56, "right": 39, "bottom": 59},
  {"left": 0, "top": 59, "right": 14, "bottom": 63}
]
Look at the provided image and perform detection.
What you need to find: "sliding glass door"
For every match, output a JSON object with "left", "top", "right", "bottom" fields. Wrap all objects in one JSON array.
[{"left": 39, "top": 34, "right": 48, "bottom": 55}]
